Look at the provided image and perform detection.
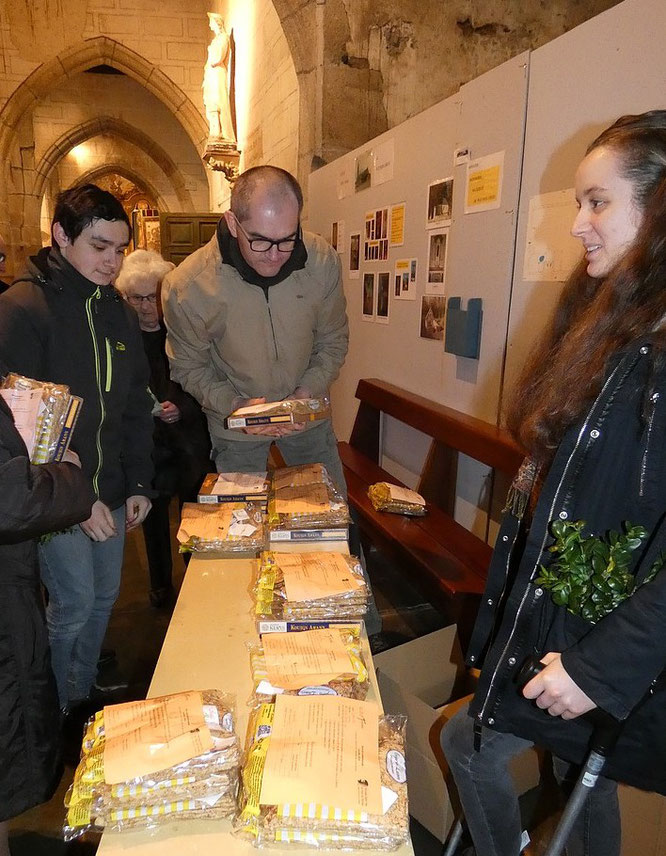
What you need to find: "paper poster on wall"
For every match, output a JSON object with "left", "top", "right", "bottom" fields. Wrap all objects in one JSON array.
[
  {"left": 364, "top": 208, "right": 389, "bottom": 261},
  {"left": 389, "top": 202, "right": 406, "bottom": 247},
  {"left": 376, "top": 272, "right": 390, "bottom": 324},
  {"left": 420, "top": 295, "right": 446, "bottom": 341},
  {"left": 373, "top": 139, "right": 395, "bottom": 186},
  {"left": 464, "top": 150, "right": 504, "bottom": 214},
  {"left": 331, "top": 220, "right": 345, "bottom": 254},
  {"left": 349, "top": 233, "right": 361, "bottom": 279},
  {"left": 336, "top": 160, "right": 354, "bottom": 200},
  {"left": 522, "top": 188, "right": 581, "bottom": 282},
  {"left": 362, "top": 272, "right": 375, "bottom": 321},
  {"left": 426, "top": 229, "right": 448, "bottom": 295},
  {"left": 355, "top": 150, "right": 373, "bottom": 192},
  {"left": 394, "top": 258, "right": 416, "bottom": 301},
  {"left": 426, "top": 178, "right": 453, "bottom": 228}
]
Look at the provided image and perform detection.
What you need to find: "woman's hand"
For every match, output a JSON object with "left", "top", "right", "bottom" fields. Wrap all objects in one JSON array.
[
  {"left": 522, "top": 652, "right": 597, "bottom": 720},
  {"left": 158, "top": 401, "right": 181, "bottom": 424}
]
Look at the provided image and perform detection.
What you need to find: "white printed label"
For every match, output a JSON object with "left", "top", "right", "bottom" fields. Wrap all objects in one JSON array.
[
  {"left": 203, "top": 704, "right": 220, "bottom": 727},
  {"left": 386, "top": 749, "right": 407, "bottom": 783},
  {"left": 297, "top": 685, "right": 337, "bottom": 696}
]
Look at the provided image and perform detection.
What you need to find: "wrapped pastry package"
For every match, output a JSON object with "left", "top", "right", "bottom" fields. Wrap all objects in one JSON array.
[
  {"left": 267, "top": 464, "right": 350, "bottom": 532},
  {"left": 254, "top": 551, "right": 369, "bottom": 622},
  {"left": 63, "top": 690, "right": 240, "bottom": 841},
  {"left": 0, "top": 372, "right": 82, "bottom": 463},
  {"left": 234, "top": 701, "right": 410, "bottom": 850},
  {"left": 225, "top": 398, "right": 331, "bottom": 430},
  {"left": 368, "top": 482, "right": 427, "bottom": 516},
  {"left": 247, "top": 625, "right": 369, "bottom": 704},
  {"left": 177, "top": 502, "right": 266, "bottom": 554}
]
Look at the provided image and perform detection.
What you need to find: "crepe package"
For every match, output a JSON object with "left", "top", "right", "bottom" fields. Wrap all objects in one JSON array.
[
  {"left": 247, "top": 626, "right": 369, "bottom": 704},
  {"left": 0, "top": 373, "right": 82, "bottom": 463},
  {"left": 234, "top": 703, "right": 410, "bottom": 850},
  {"left": 225, "top": 398, "right": 330, "bottom": 430},
  {"left": 368, "top": 482, "right": 427, "bottom": 516},
  {"left": 267, "top": 463, "right": 350, "bottom": 532},
  {"left": 254, "top": 551, "right": 369, "bottom": 622},
  {"left": 177, "top": 502, "right": 266, "bottom": 554},
  {"left": 63, "top": 690, "right": 241, "bottom": 840}
]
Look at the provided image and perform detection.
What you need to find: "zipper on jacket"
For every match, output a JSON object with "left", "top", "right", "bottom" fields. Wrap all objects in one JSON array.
[
  {"left": 85, "top": 289, "right": 106, "bottom": 495},
  {"left": 105, "top": 337, "right": 113, "bottom": 393},
  {"left": 266, "top": 300, "right": 279, "bottom": 361},
  {"left": 640, "top": 392, "right": 659, "bottom": 497}
]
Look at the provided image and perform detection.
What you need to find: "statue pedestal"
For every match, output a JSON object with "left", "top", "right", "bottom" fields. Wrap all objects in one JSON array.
[{"left": 202, "top": 139, "right": 241, "bottom": 183}]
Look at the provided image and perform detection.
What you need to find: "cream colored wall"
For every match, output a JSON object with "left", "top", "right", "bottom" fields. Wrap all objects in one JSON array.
[{"left": 210, "top": 0, "right": 300, "bottom": 211}]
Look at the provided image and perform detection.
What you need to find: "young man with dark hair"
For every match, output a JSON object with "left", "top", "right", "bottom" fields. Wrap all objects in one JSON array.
[{"left": 0, "top": 183, "right": 154, "bottom": 712}]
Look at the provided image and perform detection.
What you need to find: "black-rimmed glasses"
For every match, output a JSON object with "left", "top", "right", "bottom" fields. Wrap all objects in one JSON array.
[
  {"left": 126, "top": 294, "right": 157, "bottom": 305},
  {"left": 234, "top": 218, "right": 300, "bottom": 253}
]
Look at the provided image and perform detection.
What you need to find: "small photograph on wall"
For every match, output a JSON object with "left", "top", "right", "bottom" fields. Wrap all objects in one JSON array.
[
  {"left": 426, "top": 229, "right": 448, "bottom": 295},
  {"left": 420, "top": 295, "right": 446, "bottom": 341},
  {"left": 362, "top": 272, "right": 375, "bottom": 320},
  {"left": 355, "top": 149, "right": 373, "bottom": 192},
  {"left": 364, "top": 208, "right": 389, "bottom": 262},
  {"left": 394, "top": 258, "right": 416, "bottom": 301},
  {"left": 331, "top": 221, "right": 339, "bottom": 251},
  {"left": 376, "top": 272, "right": 390, "bottom": 324},
  {"left": 426, "top": 177, "right": 454, "bottom": 228},
  {"left": 349, "top": 233, "right": 361, "bottom": 279},
  {"left": 410, "top": 258, "right": 418, "bottom": 283}
]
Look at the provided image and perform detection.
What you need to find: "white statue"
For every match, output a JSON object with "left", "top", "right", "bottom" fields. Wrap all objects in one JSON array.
[{"left": 203, "top": 13, "right": 235, "bottom": 141}]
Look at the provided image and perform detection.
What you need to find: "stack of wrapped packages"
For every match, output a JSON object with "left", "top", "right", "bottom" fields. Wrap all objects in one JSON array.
[
  {"left": 234, "top": 694, "right": 409, "bottom": 850},
  {"left": 267, "top": 464, "right": 350, "bottom": 539},
  {"left": 254, "top": 550, "right": 370, "bottom": 623},
  {"left": 63, "top": 690, "right": 241, "bottom": 841},
  {"left": 177, "top": 501, "right": 266, "bottom": 555},
  {"left": 247, "top": 626, "right": 370, "bottom": 703}
]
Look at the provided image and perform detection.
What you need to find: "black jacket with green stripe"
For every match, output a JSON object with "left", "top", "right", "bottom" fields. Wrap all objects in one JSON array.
[{"left": 0, "top": 247, "right": 154, "bottom": 509}]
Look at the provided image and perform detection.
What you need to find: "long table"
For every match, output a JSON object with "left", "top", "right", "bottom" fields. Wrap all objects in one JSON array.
[{"left": 97, "top": 555, "right": 415, "bottom": 855}]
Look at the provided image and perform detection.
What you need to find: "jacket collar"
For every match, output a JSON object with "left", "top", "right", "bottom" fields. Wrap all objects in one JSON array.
[{"left": 216, "top": 218, "right": 307, "bottom": 292}]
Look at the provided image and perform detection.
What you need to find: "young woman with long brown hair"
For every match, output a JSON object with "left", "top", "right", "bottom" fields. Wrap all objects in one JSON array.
[{"left": 441, "top": 111, "right": 666, "bottom": 856}]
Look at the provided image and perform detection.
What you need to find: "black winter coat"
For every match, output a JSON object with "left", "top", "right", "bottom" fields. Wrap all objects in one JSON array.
[
  {"left": 467, "top": 339, "right": 666, "bottom": 794},
  {"left": 0, "top": 248, "right": 154, "bottom": 509},
  {"left": 0, "top": 398, "right": 94, "bottom": 820}
]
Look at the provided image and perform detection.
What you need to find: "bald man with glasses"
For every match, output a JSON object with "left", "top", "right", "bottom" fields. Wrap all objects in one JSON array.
[{"left": 161, "top": 165, "right": 349, "bottom": 496}]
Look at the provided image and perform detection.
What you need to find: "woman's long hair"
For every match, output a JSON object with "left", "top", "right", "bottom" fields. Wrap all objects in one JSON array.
[{"left": 507, "top": 111, "right": 666, "bottom": 465}]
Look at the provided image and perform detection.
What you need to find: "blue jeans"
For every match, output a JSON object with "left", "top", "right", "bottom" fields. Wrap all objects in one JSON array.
[
  {"left": 440, "top": 704, "right": 620, "bottom": 856},
  {"left": 38, "top": 506, "right": 126, "bottom": 707}
]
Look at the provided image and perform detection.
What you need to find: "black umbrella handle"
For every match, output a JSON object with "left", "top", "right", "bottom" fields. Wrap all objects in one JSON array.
[{"left": 516, "top": 655, "right": 622, "bottom": 755}]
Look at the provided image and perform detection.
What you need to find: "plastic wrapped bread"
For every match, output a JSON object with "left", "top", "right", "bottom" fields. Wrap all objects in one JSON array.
[
  {"left": 254, "top": 551, "right": 369, "bottom": 622},
  {"left": 177, "top": 502, "right": 266, "bottom": 554},
  {"left": 234, "top": 703, "right": 410, "bottom": 850},
  {"left": 63, "top": 690, "right": 240, "bottom": 840},
  {"left": 247, "top": 625, "right": 369, "bottom": 703},
  {"left": 368, "top": 482, "right": 427, "bottom": 516},
  {"left": 226, "top": 398, "right": 330, "bottom": 429},
  {"left": 267, "top": 464, "right": 350, "bottom": 531}
]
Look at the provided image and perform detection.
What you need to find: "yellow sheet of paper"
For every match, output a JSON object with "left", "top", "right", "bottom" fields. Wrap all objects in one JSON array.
[
  {"left": 278, "top": 552, "right": 364, "bottom": 601},
  {"left": 274, "top": 483, "right": 330, "bottom": 514},
  {"left": 260, "top": 696, "right": 381, "bottom": 814},
  {"left": 176, "top": 503, "right": 236, "bottom": 542},
  {"left": 273, "top": 464, "right": 326, "bottom": 491},
  {"left": 103, "top": 691, "right": 213, "bottom": 784},
  {"left": 262, "top": 629, "right": 354, "bottom": 690}
]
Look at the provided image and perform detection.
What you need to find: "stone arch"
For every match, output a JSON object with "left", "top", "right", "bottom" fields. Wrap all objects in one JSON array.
[
  {"left": 0, "top": 36, "right": 208, "bottom": 164},
  {"left": 33, "top": 117, "right": 195, "bottom": 212}
]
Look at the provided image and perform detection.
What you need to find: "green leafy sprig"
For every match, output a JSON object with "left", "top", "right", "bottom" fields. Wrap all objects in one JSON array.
[{"left": 534, "top": 519, "right": 663, "bottom": 624}]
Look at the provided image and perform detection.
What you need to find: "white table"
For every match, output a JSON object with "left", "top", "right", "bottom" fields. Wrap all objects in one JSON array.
[{"left": 97, "top": 555, "right": 414, "bottom": 855}]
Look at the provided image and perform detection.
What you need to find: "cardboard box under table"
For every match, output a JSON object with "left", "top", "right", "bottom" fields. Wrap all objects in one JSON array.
[
  {"left": 375, "top": 625, "right": 541, "bottom": 843},
  {"left": 96, "top": 554, "right": 414, "bottom": 856}
]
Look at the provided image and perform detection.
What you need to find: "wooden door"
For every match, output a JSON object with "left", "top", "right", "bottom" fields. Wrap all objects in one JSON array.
[{"left": 160, "top": 214, "right": 220, "bottom": 265}]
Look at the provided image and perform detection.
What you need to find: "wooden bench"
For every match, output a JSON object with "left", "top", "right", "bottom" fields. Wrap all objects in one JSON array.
[{"left": 339, "top": 378, "right": 525, "bottom": 643}]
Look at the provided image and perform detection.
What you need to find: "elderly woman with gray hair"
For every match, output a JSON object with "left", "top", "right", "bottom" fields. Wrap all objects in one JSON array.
[{"left": 116, "top": 249, "right": 211, "bottom": 607}]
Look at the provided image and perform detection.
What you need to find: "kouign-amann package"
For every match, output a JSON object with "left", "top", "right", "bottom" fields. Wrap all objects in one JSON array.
[
  {"left": 267, "top": 464, "right": 350, "bottom": 531},
  {"left": 254, "top": 551, "right": 369, "bottom": 622},
  {"left": 63, "top": 690, "right": 241, "bottom": 841},
  {"left": 226, "top": 398, "right": 331, "bottom": 429},
  {"left": 247, "top": 625, "right": 369, "bottom": 704},
  {"left": 177, "top": 502, "right": 266, "bottom": 554},
  {"left": 368, "top": 482, "right": 427, "bottom": 516},
  {"left": 234, "top": 703, "right": 410, "bottom": 850}
]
